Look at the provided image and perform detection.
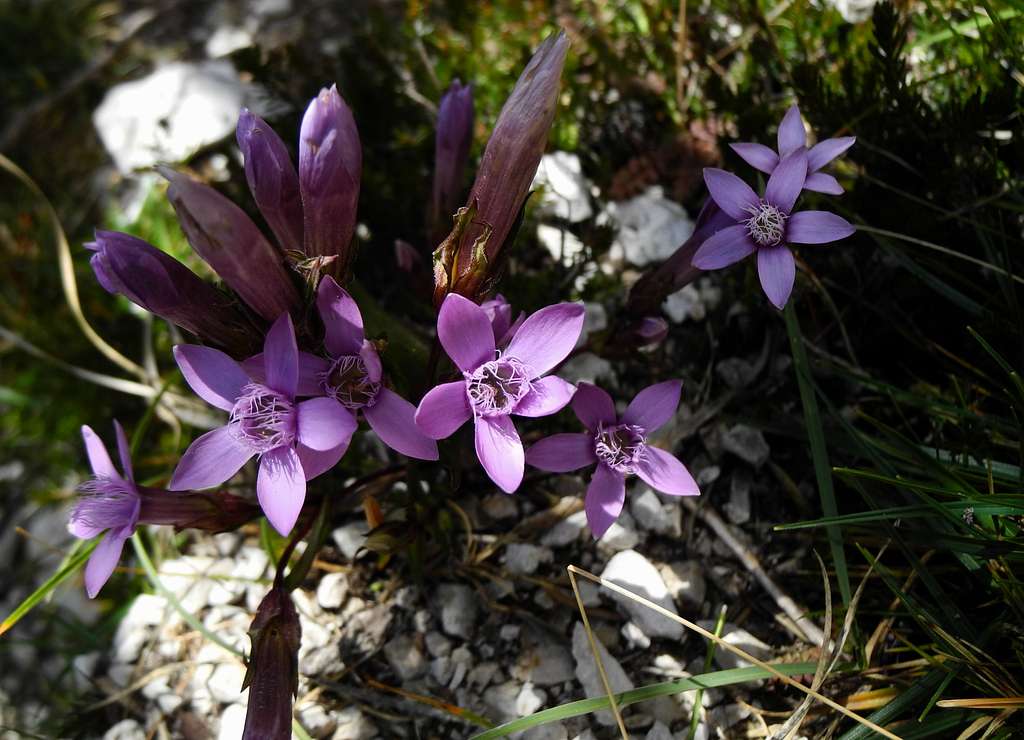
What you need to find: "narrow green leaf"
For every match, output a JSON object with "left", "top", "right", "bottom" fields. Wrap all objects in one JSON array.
[
  {"left": 784, "top": 302, "right": 850, "bottom": 605},
  {"left": 471, "top": 662, "right": 817, "bottom": 738},
  {"left": 0, "top": 538, "right": 96, "bottom": 637}
]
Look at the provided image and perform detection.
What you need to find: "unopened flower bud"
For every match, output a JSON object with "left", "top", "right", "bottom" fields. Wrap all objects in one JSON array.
[
  {"left": 299, "top": 85, "right": 362, "bottom": 279},
  {"left": 242, "top": 585, "right": 301, "bottom": 740},
  {"left": 237, "top": 109, "right": 304, "bottom": 254},
  {"left": 161, "top": 167, "right": 300, "bottom": 322},
  {"left": 86, "top": 231, "right": 260, "bottom": 356},
  {"left": 432, "top": 80, "right": 474, "bottom": 246}
]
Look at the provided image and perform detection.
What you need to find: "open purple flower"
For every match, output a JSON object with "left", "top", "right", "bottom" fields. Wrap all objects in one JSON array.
[
  {"left": 730, "top": 104, "right": 855, "bottom": 196},
  {"left": 415, "top": 294, "right": 584, "bottom": 493},
  {"left": 69, "top": 421, "right": 140, "bottom": 598},
  {"left": 480, "top": 294, "right": 524, "bottom": 347},
  {"left": 169, "top": 314, "right": 356, "bottom": 536},
  {"left": 526, "top": 382, "right": 699, "bottom": 538},
  {"left": 246, "top": 277, "right": 438, "bottom": 461},
  {"left": 693, "top": 151, "right": 855, "bottom": 309}
]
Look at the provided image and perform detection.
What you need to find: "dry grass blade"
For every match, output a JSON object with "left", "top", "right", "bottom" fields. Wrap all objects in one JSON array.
[
  {"left": 0, "top": 152, "right": 147, "bottom": 379},
  {"left": 937, "top": 698, "right": 1024, "bottom": 710},
  {"left": 567, "top": 565, "right": 902, "bottom": 740},
  {"left": 567, "top": 565, "right": 629, "bottom": 738}
]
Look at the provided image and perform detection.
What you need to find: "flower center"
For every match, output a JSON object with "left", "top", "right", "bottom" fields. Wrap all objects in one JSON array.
[
  {"left": 594, "top": 423, "right": 647, "bottom": 474},
  {"left": 320, "top": 355, "right": 380, "bottom": 410},
  {"left": 744, "top": 201, "right": 786, "bottom": 247},
  {"left": 72, "top": 478, "right": 139, "bottom": 531},
  {"left": 230, "top": 383, "right": 296, "bottom": 453},
  {"left": 466, "top": 358, "right": 532, "bottom": 416}
]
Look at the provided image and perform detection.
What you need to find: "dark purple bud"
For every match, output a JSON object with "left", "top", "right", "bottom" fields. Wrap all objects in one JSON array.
[
  {"left": 138, "top": 486, "right": 261, "bottom": 532},
  {"left": 237, "top": 109, "right": 304, "bottom": 254},
  {"left": 625, "top": 199, "right": 735, "bottom": 317},
  {"left": 394, "top": 239, "right": 421, "bottom": 272},
  {"left": 86, "top": 231, "right": 261, "bottom": 356},
  {"left": 161, "top": 167, "right": 301, "bottom": 322},
  {"left": 432, "top": 80, "right": 474, "bottom": 246},
  {"left": 438, "top": 32, "right": 568, "bottom": 303},
  {"left": 299, "top": 85, "right": 362, "bottom": 279},
  {"left": 634, "top": 317, "right": 669, "bottom": 346},
  {"left": 242, "top": 585, "right": 301, "bottom": 740}
]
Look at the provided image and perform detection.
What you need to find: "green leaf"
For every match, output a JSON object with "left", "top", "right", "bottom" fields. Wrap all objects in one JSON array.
[
  {"left": 471, "top": 663, "right": 817, "bottom": 738},
  {"left": 784, "top": 302, "right": 851, "bottom": 605},
  {"left": 0, "top": 538, "right": 96, "bottom": 637}
]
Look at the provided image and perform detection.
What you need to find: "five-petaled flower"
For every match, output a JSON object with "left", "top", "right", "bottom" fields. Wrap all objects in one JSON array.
[
  {"left": 415, "top": 294, "right": 584, "bottom": 493},
  {"left": 693, "top": 150, "right": 855, "bottom": 309},
  {"left": 526, "top": 381, "right": 699, "bottom": 538},
  {"left": 730, "top": 104, "right": 855, "bottom": 195},
  {"left": 69, "top": 421, "right": 142, "bottom": 598},
  {"left": 169, "top": 314, "right": 356, "bottom": 536},
  {"left": 242, "top": 277, "right": 438, "bottom": 461}
]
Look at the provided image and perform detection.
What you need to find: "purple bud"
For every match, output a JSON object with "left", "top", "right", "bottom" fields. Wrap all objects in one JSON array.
[
  {"left": 161, "top": 167, "right": 301, "bottom": 322},
  {"left": 634, "top": 317, "right": 669, "bottom": 346},
  {"left": 299, "top": 85, "right": 362, "bottom": 278},
  {"left": 87, "top": 231, "right": 261, "bottom": 356},
  {"left": 444, "top": 33, "right": 567, "bottom": 301},
  {"left": 236, "top": 109, "right": 304, "bottom": 254},
  {"left": 242, "top": 586, "right": 301, "bottom": 740},
  {"left": 432, "top": 80, "right": 474, "bottom": 246},
  {"left": 394, "top": 239, "right": 421, "bottom": 272}
]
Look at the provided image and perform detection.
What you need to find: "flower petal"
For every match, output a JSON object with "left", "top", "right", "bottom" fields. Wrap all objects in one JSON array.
[
  {"left": 757, "top": 245, "right": 796, "bottom": 310},
  {"left": 173, "top": 345, "right": 249, "bottom": 412},
  {"left": 257, "top": 446, "right": 306, "bottom": 536},
  {"left": 729, "top": 142, "right": 779, "bottom": 174},
  {"left": 262, "top": 314, "right": 299, "bottom": 397},
  {"left": 296, "top": 398, "right": 357, "bottom": 451},
  {"left": 243, "top": 352, "right": 329, "bottom": 396},
  {"left": 585, "top": 464, "right": 626, "bottom": 539},
  {"left": 169, "top": 426, "right": 254, "bottom": 490},
  {"left": 85, "top": 527, "right": 130, "bottom": 598},
  {"left": 621, "top": 380, "right": 682, "bottom": 433},
  {"left": 474, "top": 415, "right": 524, "bottom": 493},
  {"left": 691, "top": 224, "right": 757, "bottom": 270},
  {"left": 317, "top": 276, "right": 364, "bottom": 356},
  {"left": 776, "top": 105, "right": 806, "bottom": 157},
  {"left": 364, "top": 388, "right": 440, "bottom": 460},
  {"left": 437, "top": 293, "right": 495, "bottom": 372},
  {"left": 526, "top": 433, "right": 596, "bottom": 472},
  {"left": 504, "top": 302, "right": 585, "bottom": 376},
  {"left": 571, "top": 383, "right": 617, "bottom": 431},
  {"left": 703, "top": 169, "right": 759, "bottom": 221},
  {"left": 764, "top": 150, "right": 807, "bottom": 215},
  {"left": 360, "top": 341, "right": 382, "bottom": 383},
  {"left": 803, "top": 172, "right": 844, "bottom": 195},
  {"left": 81, "top": 425, "right": 117, "bottom": 479},
  {"left": 415, "top": 381, "right": 472, "bottom": 439},
  {"left": 807, "top": 136, "right": 855, "bottom": 172},
  {"left": 786, "top": 211, "right": 856, "bottom": 245},
  {"left": 295, "top": 441, "right": 348, "bottom": 480},
  {"left": 513, "top": 376, "right": 576, "bottom": 417},
  {"left": 113, "top": 420, "right": 134, "bottom": 483},
  {"left": 636, "top": 446, "right": 700, "bottom": 496}
]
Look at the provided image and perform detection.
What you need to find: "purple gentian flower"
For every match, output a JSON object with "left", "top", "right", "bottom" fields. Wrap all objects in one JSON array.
[
  {"left": 730, "top": 105, "right": 855, "bottom": 196},
  {"left": 69, "top": 421, "right": 140, "bottom": 598},
  {"left": 693, "top": 151, "right": 855, "bottom": 309},
  {"left": 243, "top": 277, "right": 438, "bottom": 461},
  {"left": 169, "top": 314, "right": 356, "bottom": 536},
  {"left": 415, "top": 294, "right": 585, "bottom": 493},
  {"left": 526, "top": 382, "right": 699, "bottom": 538},
  {"left": 432, "top": 79, "right": 474, "bottom": 244}
]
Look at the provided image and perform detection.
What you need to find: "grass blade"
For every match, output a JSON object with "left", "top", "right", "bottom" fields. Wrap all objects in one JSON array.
[
  {"left": 784, "top": 302, "right": 851, "bottom": 605},
  {"left": 0, "top": 538, "right": 96, "bottom": 637}
]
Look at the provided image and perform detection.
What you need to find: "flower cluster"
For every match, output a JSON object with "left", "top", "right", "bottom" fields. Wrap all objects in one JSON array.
[{"left": 65, "top": 29, "right": 862, "bottom": 731}]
